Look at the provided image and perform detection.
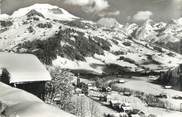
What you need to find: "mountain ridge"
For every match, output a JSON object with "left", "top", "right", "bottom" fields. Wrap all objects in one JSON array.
[{"left": 1, "top": 4, "right": 182, "bottom": 75}]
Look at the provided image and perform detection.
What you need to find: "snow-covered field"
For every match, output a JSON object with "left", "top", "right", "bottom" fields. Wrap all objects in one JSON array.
[
  {"left": 78, "top": 76, "right": 182, "bottom": 117},
  {"left": 112, "top": 77, "right": 182, "bottom": 112},
  {"left": 108, "top": 91, "right": 182, "bottom": 117},
  {"left": 114, "top": 79, "right": 182, "bottom": 96},
  {"left": 72, "top": 95, "right": 117, "bottom": 117}
]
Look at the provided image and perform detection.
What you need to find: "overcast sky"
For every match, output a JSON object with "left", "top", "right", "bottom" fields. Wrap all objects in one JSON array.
[{"left": 1, "top": 0, "right": 182, "bottom": 24}]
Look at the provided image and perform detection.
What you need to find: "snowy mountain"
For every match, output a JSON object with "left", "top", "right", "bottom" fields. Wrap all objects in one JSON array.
[
  {"left": 135, "top": 20, "right": 158, "bottom": 42},
  {"left": 97, "top": 18, "right": 123, "bottom": 28},
  {"left": 12, "top": 4, "right": 78, "bottom": 20},
  {"left": 133, "top": 18, "right": 182, "bottom": 54},
  {"left": 1, "top": 4, "right": 182, "bottom": 75}
]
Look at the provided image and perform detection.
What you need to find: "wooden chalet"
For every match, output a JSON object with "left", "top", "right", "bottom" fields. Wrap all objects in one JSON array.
[{"left": 0, "top": 52, "right": 52, "bottom": 100}]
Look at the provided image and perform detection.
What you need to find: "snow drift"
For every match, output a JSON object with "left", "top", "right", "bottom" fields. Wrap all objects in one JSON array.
[{"left": 0, "top": 82, "right": 75, "bottom": 117}]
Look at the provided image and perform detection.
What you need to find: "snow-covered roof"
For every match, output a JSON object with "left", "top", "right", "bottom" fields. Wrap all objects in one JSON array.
[{"left": 0, "top": 52, "right": 51, "bottom": 83}]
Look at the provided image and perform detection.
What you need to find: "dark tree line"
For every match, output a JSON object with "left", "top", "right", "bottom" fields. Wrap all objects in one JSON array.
[{"left": 17, "top": 28, "right": 112, "bottom": 65}]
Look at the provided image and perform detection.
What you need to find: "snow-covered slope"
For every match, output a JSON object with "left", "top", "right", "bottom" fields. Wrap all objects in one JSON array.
[
  {"left": 1, "top": 4, "right": 182, "bottom": 75},
  {"left": 132, "top": 18, "right": 182, "bottom": 54},
  {"left": 12, "top": 4, "right": 78, "bottom": 20},
  {"left": 0, "top": 4, "right": 78, "bottom": 48},
  {"left": 0, "top": 82, "right": 75, "bottom": 117},
  {"left": 0, "top": 14, "right": 10, "bottom": 20}
]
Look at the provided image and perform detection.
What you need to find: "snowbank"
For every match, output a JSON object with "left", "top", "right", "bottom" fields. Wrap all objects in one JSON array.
[{"left": 0, "top": 82, "right": 75, "bottom": 117}]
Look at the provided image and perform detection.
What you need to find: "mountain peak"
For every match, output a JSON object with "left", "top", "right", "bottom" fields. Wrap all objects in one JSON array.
[
  {"left": 172, "top": 18, "right": 182, "bottom": 25},
  {"left": 143, "top": 19, "right": 154, "bottom": 28},
  {"left": 97, "top": 17, "right": 123, "bottom": 28},
  {"left": 11, "top": 4, "right": 78, "bottom": 20}
]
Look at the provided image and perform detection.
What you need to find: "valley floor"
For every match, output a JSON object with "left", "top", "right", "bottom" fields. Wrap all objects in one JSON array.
[{"left": 75, "top": 75, "right": 182, "bottom": 117}]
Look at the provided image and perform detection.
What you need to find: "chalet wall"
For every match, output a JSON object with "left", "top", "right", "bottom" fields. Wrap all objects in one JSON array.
[{"left": 15, "top": 81, "right": 46, "bottom": 100}]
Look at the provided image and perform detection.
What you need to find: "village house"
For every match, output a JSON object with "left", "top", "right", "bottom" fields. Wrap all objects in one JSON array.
[{"left": 0, "top": 52, "right": 52, "bottom": 100}]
